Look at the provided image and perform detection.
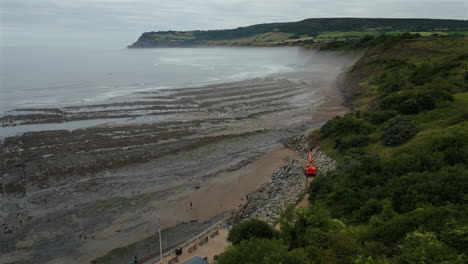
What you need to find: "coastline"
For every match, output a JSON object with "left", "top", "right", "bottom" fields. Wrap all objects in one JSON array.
[
  {"left": 92, "top": 73, "right": 350, "bottom": 264},
  {"left": 1, "top": 63, "right": 352, "bottom": 264}
]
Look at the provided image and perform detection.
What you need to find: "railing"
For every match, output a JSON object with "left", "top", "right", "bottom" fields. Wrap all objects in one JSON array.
[{"left": 139, "top": 221, "right": 231, "bottom": 264}]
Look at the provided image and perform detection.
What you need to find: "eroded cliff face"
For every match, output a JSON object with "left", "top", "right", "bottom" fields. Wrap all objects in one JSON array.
[{"left": 335, "top": 51, "right": 370, "bottom": 109}]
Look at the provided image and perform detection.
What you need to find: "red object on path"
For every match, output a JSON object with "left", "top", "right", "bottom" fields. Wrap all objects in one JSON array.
[{"left": 305, "top": 151, "right": 317, "bottom": 176}]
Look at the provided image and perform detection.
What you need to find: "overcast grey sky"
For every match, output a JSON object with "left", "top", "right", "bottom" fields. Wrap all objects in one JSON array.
[{"left": 1, "top": 0, "right": 467, "bottom": 48}]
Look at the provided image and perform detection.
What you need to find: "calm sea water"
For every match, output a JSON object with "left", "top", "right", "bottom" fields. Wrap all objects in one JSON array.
[{"left": 0, "top": 46, "right": 336, "bottom": 114}]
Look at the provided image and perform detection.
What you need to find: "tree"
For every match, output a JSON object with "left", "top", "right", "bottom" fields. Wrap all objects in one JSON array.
[
  {"left": 217, "top": 239, "right": 307, "bottom": 264},
  {"left": 227, "top": 219, "right": 278, "bottom": 245},
  {"left": 399, "top": 231, "right": 452, "bottom": 264}
]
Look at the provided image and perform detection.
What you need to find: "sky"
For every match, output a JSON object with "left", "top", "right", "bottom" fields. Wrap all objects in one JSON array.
[{"left": 0, "top": 0, "right": 467, "bottom": 48}]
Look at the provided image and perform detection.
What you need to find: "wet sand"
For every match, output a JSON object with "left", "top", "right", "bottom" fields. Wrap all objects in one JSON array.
[{"left": 0, "top": 67, "right": 350, "bottom": 264}]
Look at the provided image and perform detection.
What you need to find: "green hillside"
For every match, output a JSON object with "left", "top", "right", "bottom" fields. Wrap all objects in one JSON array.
[
  {"left": 129, "top": 18, "right": 468, "bottom": 47},
  {"left": 217, "top": 36, "right": 468, "bottom": 263}
]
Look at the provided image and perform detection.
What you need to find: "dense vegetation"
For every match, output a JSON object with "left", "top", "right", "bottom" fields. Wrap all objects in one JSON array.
[
  {"left": 129, "top": 18, "right": 468, "bottom": 47},
  {"left": 218, "top": 36, "right": 468, "bottom": 263},
  {"left": 227, "top": 219, "right": 278, "bottom": 245}
]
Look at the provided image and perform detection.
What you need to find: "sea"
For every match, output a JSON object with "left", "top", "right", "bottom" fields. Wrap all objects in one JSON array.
[{"left": 0, "top": 46, "right": 333, "bottom": 114}]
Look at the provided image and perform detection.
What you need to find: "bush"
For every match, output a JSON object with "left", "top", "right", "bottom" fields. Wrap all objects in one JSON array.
[
  {"left": 320, "top": 115, "right": 373, "bottom": 138},
  {"left": 376, "top": 70, "right": 408, "bottom": 95},
  {"left": 410, "top": 63, "right": 435, "bottom": 85},
  {"left": 227, "top": 219, "right": 278, "bottom": 245},
  {"left": 335, "top": 135, "right": 370, "bottom": 150},
  {"left": 397, "top": 99, "right": 422, "bottom": 114},
  {"left": 308, "top": 173, "right": 335, "bottom": 203},
  {"left": 379, "top": 92, "right": 413, "bottom": 111},
  {"left": 379, "top": 88, "right": 453, "bottom": 115},
  {"left": 387, "top": 165, "right": 468, "bottom": 212},
  {"left": 399, "top": 232, "right": 453, "bottom": 264},
  {"left": 353, "top": 199, "right": 383, "bottom": 223},
  {"left": 354, "top": 255, "right": 392, "bottom": 264},
  {"left": 430, "top": 130, "right": 467, "bottom": 166},
  {"left": 326, "top": 232, "right": 362, "bottom": 264},
  {"left": 217, "top": 239, "right": 308, "bottom": 264},
  {"left": 383, "top": 130, "right": 467, "bottom": 176},
  {"left": 364, "top": 110, "right": 398, "bottom": 124},
  {"left": 361, "top": 207, "right": 451, "bottom": 245},
  {"left": 381, "top": 116, "right": 417, "bottom": 146},
  {"left": 439, "top": 219, "right": 468, "bottom": 253}
]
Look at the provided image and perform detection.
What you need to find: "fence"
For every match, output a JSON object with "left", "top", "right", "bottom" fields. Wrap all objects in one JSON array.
[{"left": 139, "top": 221, "right": 231, "bottom": 264}]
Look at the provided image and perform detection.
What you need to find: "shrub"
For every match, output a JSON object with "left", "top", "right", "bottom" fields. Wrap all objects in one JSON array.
[
  {"left": 382, "top": 147, "right": 445, "bottom": 177},
  {"left": 361, "top": 207, "right": 450, "bottom": 245},
  {"left": 379, "top": 88, "right": 453, "bottom": 115},
  {"left": 377, "top": 70, "right": 407, "bottom": 94},
  {"left": 335, "top": 135, "right": 370, "bottom": 151},
  {"left": 397, "top": 99, "right": 421, "bottom": 114},
  {"left": 320, "top": 115, "right": 373, "bottom": 138},
  {"left": 217, "top": 239, "right": 308, "bottom": 264},
  {"left": 354, "top": 255, "right": 392, "bottom": 264},
  {"left": 387, "top": 165, "right": 468, "bottom": 212},
  {"left": 326, "top": 232, "right": 362, "bottom": 264},
  {"left": 379, "top": 92, "right": 413, "bottom": 111},
  {"left": 410, "top": 63, "right": 435, "bottom": 85},
  {"left": 429, "top": 130, "right": 467, "bottom": 166},
  {"left": 308, "top": 173, "right": 335, "bottom": 202},
  {"left": 439, "top": 219, "right": 468, "bottom": 253},
  {"left": 383, "top": 130, "right": 467, "bottom": 176},
  {"left": 417, "top": 89, "right": 453, "bottom": 110},
  {"left": 353, "top": 199, "right": 383, "bottom": 223},
  {"left": 364, "top": 110, "right": 398, "bottom": 124},
  {"left": 399, "top": 232, "right": 452, "bottom": 264},
  {"left": 227, "top": 219, "right": 278, "bottom": 245},
  {"left": 381, "top": 116, "right": 417, "bottom": 146},
  {"left": 327, "top": 185, "right": 363, "bottom": 217}
]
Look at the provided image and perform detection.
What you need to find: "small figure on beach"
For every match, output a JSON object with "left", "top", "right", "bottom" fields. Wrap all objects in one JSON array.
[
  {"left": 190, "top": 202, "right": 193, "bottom": 209},
  {"left": 145, "top": 225, "right": 149, "bottom": 232}
]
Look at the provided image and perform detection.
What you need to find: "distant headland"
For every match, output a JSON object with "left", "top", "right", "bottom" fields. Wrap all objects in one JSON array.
[{"left": 128, "top": 17, "right": 468, "bottom": 48}]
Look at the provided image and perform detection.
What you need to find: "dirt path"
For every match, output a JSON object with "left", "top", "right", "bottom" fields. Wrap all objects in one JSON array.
[{"left": 295, "top": 177, "right": 314, "bottom": 209}]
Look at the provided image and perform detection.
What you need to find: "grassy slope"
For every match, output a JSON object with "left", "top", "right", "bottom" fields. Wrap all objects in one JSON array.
[
  {"left": 323, "top": 37, "right": 468, "bottom": 159},
  {"left": 309, "top": 36, "right": 468, "bottom": 262},
  {"left": 217, "top": 36, "right": 468, "bottom": 264}
]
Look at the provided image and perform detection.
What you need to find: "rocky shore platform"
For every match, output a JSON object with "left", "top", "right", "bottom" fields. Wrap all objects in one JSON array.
[{"left": 1, "top": 68, "right": 348, "bottom": 264}]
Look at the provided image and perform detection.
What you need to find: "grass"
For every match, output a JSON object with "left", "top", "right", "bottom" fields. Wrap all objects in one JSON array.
[
  {"left": 385, "top": 31, "right": 448, "bottom": 36},
  {"left": 150, "top": 33, "right": 196, "bottom": 40},
  {"left": 364, "top": 93, "right": 468, "bottom": 157},
  {"left": 414, "top": 93, "right": 468, "bottom": 130},
  {"left": 445, "top": 31, "right": 468, "bottom": 36},
  {"left": 315, "top": 30, "right": 465, "bottom": 40},
  {"left": 314, "top": 31, "right": 468, "bottom": 43},
  {"left": 319, "top": 36, "right": 468, "bottom": 160},
  {"left": 315, "top": 31, "right": 380, "bottom": 41},
  {"left": 205, "top": 32, "right": 294, "bottom": 46}
]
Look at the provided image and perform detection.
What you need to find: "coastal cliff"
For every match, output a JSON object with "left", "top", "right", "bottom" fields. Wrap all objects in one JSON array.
[{"left": 128, "top": 18, "right": 468, "bottom": 48}]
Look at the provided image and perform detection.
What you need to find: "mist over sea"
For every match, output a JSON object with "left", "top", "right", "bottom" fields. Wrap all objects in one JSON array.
[{"left": 0, "top": 46, "right": 338, "bottom": 114}]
